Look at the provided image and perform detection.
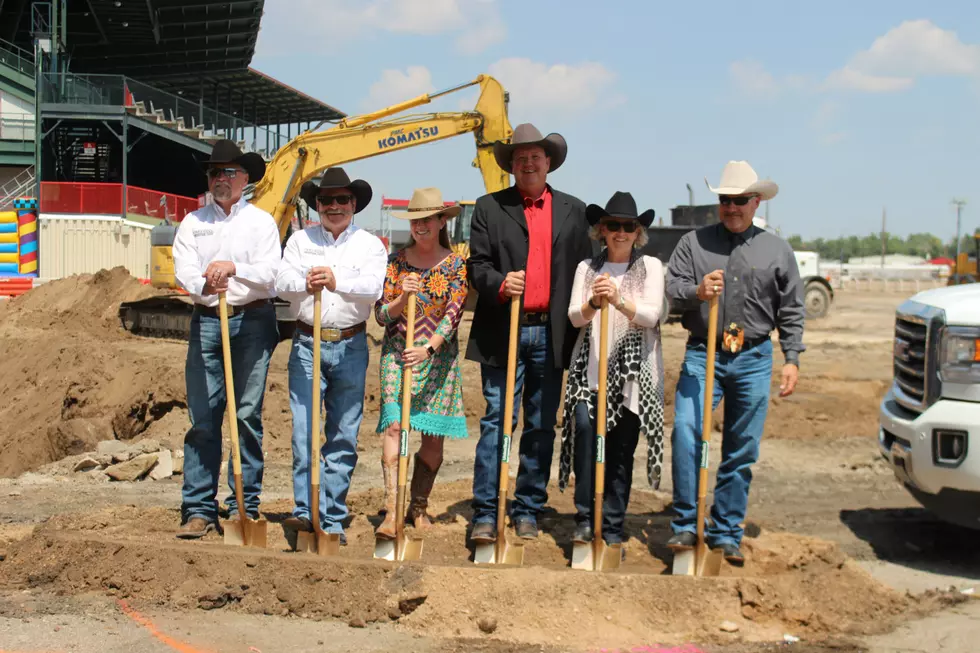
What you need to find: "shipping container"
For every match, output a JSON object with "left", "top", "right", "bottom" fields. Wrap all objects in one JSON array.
[{"left": 38, "top": 214, "right": 152, "bottom": 279}]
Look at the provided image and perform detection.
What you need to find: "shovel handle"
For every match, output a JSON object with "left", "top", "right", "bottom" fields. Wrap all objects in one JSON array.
[
  {"left": 594, "top": 297, "right": 609, "bottom": 548},
  {"left": 696, "top": 296, "right": 720, "bottom": 572},
  {"left": 496, "top": 295, "right": 521, "bottom": 551},
  {"left": 219, "top": 293, "right": 248, "bottom": 545},
  {"left": 311, "top": 289, "right": 322, "bottom": 534},
  {"left": 396, "top": 292, "right": 417, "bottom": 559}
]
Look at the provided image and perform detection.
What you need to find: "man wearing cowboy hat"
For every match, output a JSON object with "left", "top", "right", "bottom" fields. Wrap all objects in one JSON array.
[
  {"left": 665, "top": 160, "right": 805, "bottom": 564},
  {"left": 466, "top": 123, "right": 594, "bottom": 542},
  {"left": 275, "top": 167, "right": 388, "bottom": 543},
  {"left": 173, "top": 139, "right": 281, "bottom": 539}
]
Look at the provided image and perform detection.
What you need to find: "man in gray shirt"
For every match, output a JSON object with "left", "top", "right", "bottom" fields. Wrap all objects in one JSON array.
[{"left": 665, "top": 160, "right": 804, "bottom": 564}]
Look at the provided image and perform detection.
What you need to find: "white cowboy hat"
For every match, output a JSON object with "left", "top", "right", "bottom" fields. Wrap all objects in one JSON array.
[
  {"left": 704, "top": 160, "right": 778, "bottom": 201},
  {"left": 392, "top": 187, "right": 462, "bottom": 220}
]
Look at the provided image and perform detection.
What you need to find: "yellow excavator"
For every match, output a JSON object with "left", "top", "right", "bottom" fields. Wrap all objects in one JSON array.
[{"left": 120, "top": 75, "right": 512, "bottom": 339}]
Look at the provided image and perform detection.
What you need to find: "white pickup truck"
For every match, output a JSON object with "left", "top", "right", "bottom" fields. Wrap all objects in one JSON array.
[{"left": 879, "top": 283, "right": 980, "bottom": 529}]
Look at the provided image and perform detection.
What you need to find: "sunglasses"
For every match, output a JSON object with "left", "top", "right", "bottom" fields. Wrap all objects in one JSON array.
[
  {"left": 317, "top": 194, "right": 353, "bottom": 206},
  {"left": 602, "top": 220, "right": 639, "bottom": 233},
  {"left": 207, "top": 167, "right": 240, "bottom": 180},
  {"left": 719, "top": 195, "right": 756, "bottom": 206}
]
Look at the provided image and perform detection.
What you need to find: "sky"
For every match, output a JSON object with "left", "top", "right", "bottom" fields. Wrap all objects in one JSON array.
[{"left": 249, "top": 0, "right": 980, "bottom": 241}]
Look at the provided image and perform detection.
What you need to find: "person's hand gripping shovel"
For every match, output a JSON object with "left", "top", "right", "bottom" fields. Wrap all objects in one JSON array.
[
  {"left": 295, "top": 289, "right": 342, "bottom": 556},
  {"left": 217, "top": 292, "right": 268, "bottom": 548},
  {"left": 571, "top": 296, "right": 622, "bottom": 571},
  {"left": 374, "top": 291, "right": 424, "bottom": 561},
  {"left": 473, "top": 295, "right": 525, "bottom": 566},
  {"left": 672, "top": 296, "right": 724, "bottom": 577}
]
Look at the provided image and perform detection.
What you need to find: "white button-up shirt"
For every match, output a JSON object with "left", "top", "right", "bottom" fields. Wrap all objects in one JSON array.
[
  {"left": 275, "top": 222, "right": 387, "bottom": 328},
  {"left": 172, "top": 196, "right": 281, "bottom": 307}
]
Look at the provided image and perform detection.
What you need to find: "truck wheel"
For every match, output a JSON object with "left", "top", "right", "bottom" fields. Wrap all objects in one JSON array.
[{"left": 804, "top": 282, "right": 831, "bottom": 319}]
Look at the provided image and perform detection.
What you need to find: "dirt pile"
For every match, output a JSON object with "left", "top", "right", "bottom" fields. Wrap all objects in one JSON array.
[
  {"left": 0, "top": 268, "right": 188, "bottom": 478},
  {"left": 0, "top": 496, "right": 962, "bottom": 650}
]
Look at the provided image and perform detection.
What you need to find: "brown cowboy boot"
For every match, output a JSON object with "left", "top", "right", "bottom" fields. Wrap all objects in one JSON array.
[
  {"left": 375, "top": 457, "right": 398, "bottom": 540},
  {"left": 408, "top": 452, "right": 441, "bottom": 531}
]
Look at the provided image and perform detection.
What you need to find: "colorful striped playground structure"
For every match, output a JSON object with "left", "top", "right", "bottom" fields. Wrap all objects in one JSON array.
[{"left": 0, "top": 198, "right": 38, "bottom": 297}]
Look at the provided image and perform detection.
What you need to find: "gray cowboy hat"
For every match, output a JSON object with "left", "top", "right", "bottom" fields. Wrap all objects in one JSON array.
[
  {"left": 492, "top": 123, "right": 568, "bottom": 172},
  {"left": 586, "top": 191, "right": 655, "bottom": 227},
  {"left": 309, "top": 167, "right": 373, "bottom": 214},
  {"left": 202, "top": 139, "right": 266, "bottom": 184}
]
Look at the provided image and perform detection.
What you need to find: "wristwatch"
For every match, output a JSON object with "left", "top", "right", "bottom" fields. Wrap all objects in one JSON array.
[
  {"left": 588, "top": 298, "right": 600, "bottom": 310},
  {"left": 425, "top": 344, "right": 436, "bottom": 358},
  {"left": 617, "top": 295, "right": 626, "bottom": 310}
]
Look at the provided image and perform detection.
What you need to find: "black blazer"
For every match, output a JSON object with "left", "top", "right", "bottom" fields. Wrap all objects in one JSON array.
[{"left": 465, "top": 185, "right": 594, "bottom": 370}]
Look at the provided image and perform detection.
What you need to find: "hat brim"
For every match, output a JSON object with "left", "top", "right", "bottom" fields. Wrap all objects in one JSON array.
[
  {"left": 392, "top": 205, "right": 462, "bottom": 221},
  {"left": 704, "top": 177, "right": 778, "bottom": 201},
  {"left": 317, "top": 178, "right": 373, "bottom": 214},
  {"left": 493, "top": 133, "right": 567, "bottom": 173},
  {"left": 586, "top": 204, "right": 655, "bottom": 228},
  {"left": 202, "top": 151, "right": 266, "bottom": 184}
]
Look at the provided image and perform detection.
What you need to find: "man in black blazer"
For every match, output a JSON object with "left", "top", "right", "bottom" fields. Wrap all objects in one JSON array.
[{"left": 466, "top": 123, "right": 593, "bottom": 542}]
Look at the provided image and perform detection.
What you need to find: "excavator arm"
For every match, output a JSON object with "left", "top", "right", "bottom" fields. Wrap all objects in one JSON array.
[{"left": 252, "top": 74, "right": 512, "bottom": 241}]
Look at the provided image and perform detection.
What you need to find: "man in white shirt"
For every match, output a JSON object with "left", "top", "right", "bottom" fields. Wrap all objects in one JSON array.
[
  {"left": 172, "top": 140, "right": 281, "bottom": 540},
  {"left": 276, "top": 167, "right": 387, "bottom": 543}
]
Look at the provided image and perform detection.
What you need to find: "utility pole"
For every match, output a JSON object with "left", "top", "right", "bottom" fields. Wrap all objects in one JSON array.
[
  {"left": 880, "top": 207, "right": 886, "bottom": 268},
  {"left": 686, "top": 183, "right": 693, "bottom": 206},
  {"left": 952, "top": 198, "right": 967, "bottom": 283}
]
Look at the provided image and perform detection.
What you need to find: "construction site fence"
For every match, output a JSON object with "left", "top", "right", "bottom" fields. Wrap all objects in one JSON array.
[{"left": 40, "top": 182, "right": 198, "bottom": 222}]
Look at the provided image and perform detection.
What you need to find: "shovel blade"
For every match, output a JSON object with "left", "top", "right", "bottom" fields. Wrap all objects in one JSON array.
[
  {"left": 570, "top": 541, "right": 594, "bottom": 570},
  {"left": 373, "top": 536, "right": 395, "bottom": 561},
  {"left": 500, "top": 539, "right": 524, "bottom": 566},
  {"left": 399, "top": 535, "right": 424, "bottom": 561},
  {"left": 374, "top": 535, "right": 423, "bottom": 561},
  {"left": 597, "top": 541, "right": 623, "bottom": 571},
  {"left": 671, "top": 549, "right": 696, "bottom": 576},
  {"left": 697, "top": 548, "right": 724, "bottom": 576},
  {"left": 473, "top": 541, "right": 496, "bottom": 565},
  {"left": 297, "top": 530, "right": 341, "bottom": 556},
  {"left": 474, "top": 538, "right": 524, "bottom": 565},
  {"left": 220, "top": 517, "right": 267, "bottom": 549}
]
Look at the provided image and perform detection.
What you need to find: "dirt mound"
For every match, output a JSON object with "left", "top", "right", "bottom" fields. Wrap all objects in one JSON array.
[{"left": 0, "top": 492, "right": 961, "bottom": 650}]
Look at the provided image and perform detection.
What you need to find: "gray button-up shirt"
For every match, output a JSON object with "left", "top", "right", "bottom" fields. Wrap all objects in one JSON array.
[{"left": 666, "top": 223, "right": 806, "bottom": 365}]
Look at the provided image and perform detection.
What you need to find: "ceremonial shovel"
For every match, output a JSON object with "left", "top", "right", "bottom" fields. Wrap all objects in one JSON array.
[
  {"left": 672, "top": 296, "right": 724, "bottom": 576},
  {"left": 374, "top": 291, "right": 424, "bottom": 561},
  {"left": 473, "top": 295, "right": 525, "bottom": 565},
  {"left": 217, "top": 292, "right": 268, "bottom": 548},
  {"left": 296, "top": 289, "right": 341, "bottom": 556},
  {"left": 571, "top": 297, "right": 622, "bottom": 571}
]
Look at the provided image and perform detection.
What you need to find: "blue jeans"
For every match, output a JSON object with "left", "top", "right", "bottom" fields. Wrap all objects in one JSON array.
[
  {"left": 472, "top": 324, "right": 564, "bottom": 525},
  {"left": 181, "top": 303, "right": 278, "bottom": 523},
  {"left": 670, "top": 339, "right": 773, "bottom": 547},
  {"left": 572, "top": 401, "right": 640, "bottom": 543},
  {"left": 287, "top": 330, "right": 368, "bottom": 533}
]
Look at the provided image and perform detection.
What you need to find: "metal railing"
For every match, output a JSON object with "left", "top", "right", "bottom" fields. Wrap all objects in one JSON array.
[
  {"left": 39, "top": 72, "right": 291, "bottom": 157},
  {"left": 40, "top": 181, "right": 199, "bottom": 221},
  {"left": 0, "top": 37, "right": 34, "bottom": 77},
  {"left": 0, "top": 166, "right": 36, "bottom": 211},
  {"left": 0, "top": 116, "right": 35, "bottom": 141}
]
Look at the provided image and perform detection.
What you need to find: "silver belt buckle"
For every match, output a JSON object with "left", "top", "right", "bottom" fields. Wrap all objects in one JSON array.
[{"left": 321, "top": 327, "right": 341, "bottom": 342}]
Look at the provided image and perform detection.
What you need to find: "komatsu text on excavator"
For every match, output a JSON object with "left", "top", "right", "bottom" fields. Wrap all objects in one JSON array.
[{"left": 119, "top": 75, "right": 513, "bottom": 339}]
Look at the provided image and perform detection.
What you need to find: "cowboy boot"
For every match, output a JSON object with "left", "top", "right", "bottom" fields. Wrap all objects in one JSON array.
[
  {"left": 375, "top": 457, "right": 398, "bottom": 540},
  {"left": 408, "top": 452, "right": 441, "bottom": 531}
]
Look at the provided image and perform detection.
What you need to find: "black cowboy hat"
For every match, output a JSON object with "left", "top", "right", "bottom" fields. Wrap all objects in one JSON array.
[
  {"left": 202, "top": 139, "right": 266, "bottom": 184},
  {"left": 493, "top": 123, "right": 568, "bottom": 173},
  {"left": 309, "top": 167, "right": 373, "bottom": 214},
  {"left": 586, "top": 191, "right": 655, "bottom": 227}
]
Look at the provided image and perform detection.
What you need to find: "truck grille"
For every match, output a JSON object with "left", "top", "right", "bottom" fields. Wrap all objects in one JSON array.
[{"left": 892, "top": 302, "right": 944, "bottom": 414}]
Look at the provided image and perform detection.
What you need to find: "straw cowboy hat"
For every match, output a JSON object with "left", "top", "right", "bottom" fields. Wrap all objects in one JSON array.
[
  {"left": 493, "top": 123, "right": 568, "bottom": 173},
  {"left": 202, "top": 139, "right": 266, "bottom": 184},
  {"left": 392, "top": 187, "right": 461, "bottom": 220},
  {"left": 705, "top": 160, "right": 778, "bottom": 201},
  {"left": 312, "top": 167, "right": 373, "bottom": 214},
  {"left": 586, "top": 191, "right": 655, "bottom": 227}
]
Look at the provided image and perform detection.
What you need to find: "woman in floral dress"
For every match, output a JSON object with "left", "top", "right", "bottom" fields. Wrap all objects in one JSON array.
[{"left": 374, "top": 187, "right": 468, "bottom": 538}]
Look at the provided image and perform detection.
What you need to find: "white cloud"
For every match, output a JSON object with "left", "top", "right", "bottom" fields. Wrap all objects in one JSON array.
[
  {"left": 255, "top": 0, "right": 504, "bottom": 56},
  {"left": 729, "top": 60, "right": 779, "bottom": 97},
  {"left": 362, "top": 66, "right": 435, "bottom": 110},
  {"left": 825, "top": 20, "right": 980, "bottom": 93},
  {"left": 486, "top": 58, "right": 620, "bottom": 116}
]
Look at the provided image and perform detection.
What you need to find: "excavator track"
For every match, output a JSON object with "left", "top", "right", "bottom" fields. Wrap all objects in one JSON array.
[{"left": 118, "top": 296, "right": 297, "bottom": 341}]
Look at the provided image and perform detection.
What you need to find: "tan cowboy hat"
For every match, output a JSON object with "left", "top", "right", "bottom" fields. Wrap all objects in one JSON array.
[
  {"left": 704, "top": 160, "right": 778, "bottom": 201},
  {"left": 493, "top": 123, "right": 567, "bottom": 172},
  {"left": 392, "top": 187, "right": 462, "bottom": 220}
]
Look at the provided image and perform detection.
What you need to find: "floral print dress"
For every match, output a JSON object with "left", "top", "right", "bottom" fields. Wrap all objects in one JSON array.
[{"left": 374, "top": 250, "right": 468, "bottom": 439}]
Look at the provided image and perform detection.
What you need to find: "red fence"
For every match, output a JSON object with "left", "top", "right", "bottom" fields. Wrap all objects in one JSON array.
[{"left": 40, "top": 182, "right": 199, "bottom": 221}]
